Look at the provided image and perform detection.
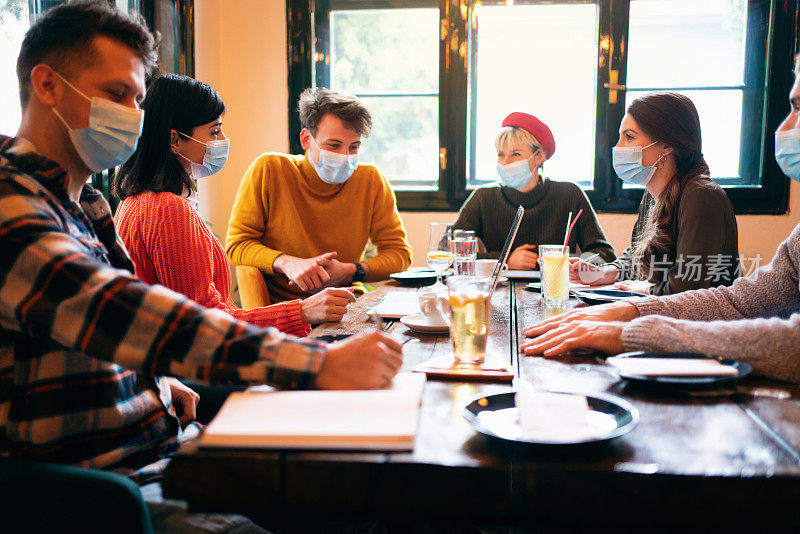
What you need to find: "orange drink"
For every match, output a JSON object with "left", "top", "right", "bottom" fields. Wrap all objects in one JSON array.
[
  {"left": 539, "top": 245, "right": 570, "bottom": 306},
  {"left": 446, "top": 276, "right": 491, "bottom": 365}
]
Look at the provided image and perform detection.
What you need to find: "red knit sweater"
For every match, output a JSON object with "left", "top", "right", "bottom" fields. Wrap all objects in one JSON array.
[{"left": 115, "top": 191, "right": 310, "bottom": 336}]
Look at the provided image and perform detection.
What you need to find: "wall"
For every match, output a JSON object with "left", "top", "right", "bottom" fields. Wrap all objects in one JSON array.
[
  {"left": 194, "top": 0, "right": 800, "bottom": 267},
  {"left": 194, "top": 0, "right": 289, "bottom": 239}
]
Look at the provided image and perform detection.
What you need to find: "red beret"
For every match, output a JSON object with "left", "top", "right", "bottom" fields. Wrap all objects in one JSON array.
[{"left": 501, "top": 112, "right": 555, "bottom": 159}]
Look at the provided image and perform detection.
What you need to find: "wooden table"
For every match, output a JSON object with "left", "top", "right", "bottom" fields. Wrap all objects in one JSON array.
[{"left": 163, "top": 281, "right": 800, "bottom": 531}]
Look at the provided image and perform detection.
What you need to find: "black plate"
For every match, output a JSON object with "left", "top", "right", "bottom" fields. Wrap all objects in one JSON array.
[
  {"left": 390, "top": 269, "right": 452, "bottom": 286},
  {"left": 573, "top": 288, "right": 648, "bottom": 305},
  {"left": 313, "top": 334, "right": 353, "bottom": 343},
  {"left": 463, "top": 391, "right": 638, "bottom": 445},
  {"left": 612, "top": 351, "right": 752, "bottom": 391}
]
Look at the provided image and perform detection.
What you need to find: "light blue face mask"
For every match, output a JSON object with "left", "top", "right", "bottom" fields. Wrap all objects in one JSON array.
[
  {"left": 51, "top": 71, "right": 143, "bottom": 172},
  {"left": 775, "top": 129, "right": 800, "bottom": 182},
  {"left": 177, "top": 133, "right": 230, "bottom": 179},
  {"left": 612, "top": 141, "right": 661, "bottom": 186},
  {"left": 308, "top": 134, "right": 359, "bottom": 184},
  {"left": 497, "top": 155, "right": 535, "bottom": 190}
]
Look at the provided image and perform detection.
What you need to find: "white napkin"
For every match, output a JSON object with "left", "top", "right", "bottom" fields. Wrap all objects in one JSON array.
[
  {"left": 516, "top": 390, "right": 603, "bottom": 442},
  {"left": 366, "top": 292, "right": 422, "bottom": 319},
  {"left": 606, "top": 356, "right": 739, "bottom": 377}
]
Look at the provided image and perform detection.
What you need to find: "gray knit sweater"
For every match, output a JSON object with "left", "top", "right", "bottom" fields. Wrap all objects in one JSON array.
[{"left": 622, "top": 222, "right": 800, "bottom": 383}]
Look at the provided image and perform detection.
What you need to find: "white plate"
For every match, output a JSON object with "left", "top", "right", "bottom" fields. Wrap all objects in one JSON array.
[
  {"left": 495, "top": 276, "right": 509, "bottom": 286},
  {"left": 400, "top": 314, "right": 449, "bottom": 334}
]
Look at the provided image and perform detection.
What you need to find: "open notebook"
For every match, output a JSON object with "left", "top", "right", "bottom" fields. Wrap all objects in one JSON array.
[{"left": 200, "top": 373, "right": 426, "bottom": 450}]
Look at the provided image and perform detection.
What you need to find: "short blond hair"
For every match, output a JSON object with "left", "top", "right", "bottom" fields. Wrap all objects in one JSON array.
[{"left": 494, "top": 126, "right": 544, "bottom": 167}]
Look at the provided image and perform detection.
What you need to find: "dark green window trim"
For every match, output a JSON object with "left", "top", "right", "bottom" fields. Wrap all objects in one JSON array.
[{"left": 291, "top": 1, "right": 797, "bottom": 214}]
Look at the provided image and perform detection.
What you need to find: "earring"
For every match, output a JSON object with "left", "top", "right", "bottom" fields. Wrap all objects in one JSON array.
[{"left": 655, "top": 155, "right": 665, "bottom": 168}]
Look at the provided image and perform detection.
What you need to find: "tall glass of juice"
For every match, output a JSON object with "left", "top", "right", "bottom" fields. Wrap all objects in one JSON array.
[
  {"left": 445, "top": 276, "right": 491, "bottom": 365},
  {"left": 539, "top": 245, "right": 570, "bottom": 306}
]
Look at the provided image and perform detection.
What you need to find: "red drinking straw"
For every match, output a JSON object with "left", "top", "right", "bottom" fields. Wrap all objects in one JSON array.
[{"left": 562, "top": 209, "right": 583, "bottom": 254}]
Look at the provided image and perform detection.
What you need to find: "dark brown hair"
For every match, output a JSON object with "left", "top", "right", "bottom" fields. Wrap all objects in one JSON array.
[
  {"left": 298, "top": 87, "right": 373, "bottom": 137},
  {"left": 113, "top": 74, "right": 225, "bottom": 200},
  {"left": 627, "top": 92, "right": 711, "bottom": 278},
  {"left": 16, "top": 0, "right": 158, "bottom": 109}
]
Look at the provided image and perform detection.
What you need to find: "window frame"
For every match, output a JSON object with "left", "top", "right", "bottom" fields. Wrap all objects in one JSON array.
[{"left": 288, "top": 0, "right": 796, "bottom": 214}]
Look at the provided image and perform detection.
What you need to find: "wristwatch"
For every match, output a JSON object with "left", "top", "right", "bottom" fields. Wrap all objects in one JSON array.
[{"left": 352, "top": 262, "right": 366, "bottom": 283}]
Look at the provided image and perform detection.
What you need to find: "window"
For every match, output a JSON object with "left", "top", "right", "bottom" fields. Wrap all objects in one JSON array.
[
  {"left": 467, "top": 3, "right": 599, "bottom": 189},
  {"left": 324, "top": 7, "right": 440, "bottom": 189},
  {"left": 0, "top": 1, "right": 30, "bottom": 137},
  {"left": 291, "top": 0, "right": 796, "bottom": 214}
]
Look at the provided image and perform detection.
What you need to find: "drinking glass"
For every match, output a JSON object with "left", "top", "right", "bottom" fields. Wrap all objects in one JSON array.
[
  {"left": 426, "top": 222, "right": 453, "bottom": 291},
  {"left": 443, "top": 276, "right": 491, "bottom": 365},
  {"left": 539, "top": 245, "right": 570, "bottom": 306},
  {"left": 453, "top": 237, "right": 477, "bottom": 276}
]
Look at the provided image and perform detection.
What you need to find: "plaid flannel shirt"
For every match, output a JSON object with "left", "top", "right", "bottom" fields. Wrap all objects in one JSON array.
[{"left": 0, "top": 136, "right": 325, "bottom": 484}]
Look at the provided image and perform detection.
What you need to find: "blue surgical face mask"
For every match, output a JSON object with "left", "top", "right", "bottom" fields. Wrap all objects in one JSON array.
[
  {"left": 308, "top": 134, "right": 359, "bottom": 184},
  {"left": 775, "top": 129, "right": 800, "bottom": 182},
  {"left": 612, "top": 141, "right": 661, "bottom": 186},
  {"left": 177, "top": 133, "right": 230, "bottom": 179},
  {"left": 497, "top": 154, "right": 535, "bottom": 190},
  {"left": 51, "top": 71, "right": 143, "bottom": 172}
]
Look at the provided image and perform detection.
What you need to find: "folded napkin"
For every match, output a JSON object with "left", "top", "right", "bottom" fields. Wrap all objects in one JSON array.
[
  {"left": 366, "top": 291, "right": 422, "bottom": 319},
  {"left": 606, "top": 356, "right": 739, "bottom": 377},
  {"left": 516, "top": 390, "right": 608, "bottom": 442}
]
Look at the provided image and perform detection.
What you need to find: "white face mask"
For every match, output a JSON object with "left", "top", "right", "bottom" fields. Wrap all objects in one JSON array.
[
  {"left": 497, "top": 151, "right": 538, "bottom": 189},
  {"left": 176, "top": 132, "right": 230, "bottom": 179},
  {"left": 51, "top": 71, "right": 144, "bottom": 172},
  {"left": 775, "top": 129, "right": 800, "bottom": 182},
  {"left": 612, "top": 141, "right": 661, "bottom": 186},
  {"left": 308, "top": 134, "right": 359, "bottom": 184}
]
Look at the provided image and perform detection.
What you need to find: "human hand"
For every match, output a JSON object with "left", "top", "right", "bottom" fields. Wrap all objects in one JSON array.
[
  {"left": 522, "top": 301, "right": 639, "bottom": 340},
  {"left": 508, "top": 244, "right": 539, "bottom": 270},
  {"left": 300, "top": 287, "right": 356, "bottom": 323},
  {"left": 274, "top": 252, "right": 337, "bottom": 292},
  {"left": 315, "top": 331, "right": 403, "bottom": 390},
  {"left": 614, "top": 280, "right": 652, "bottom": 294},
  {"left": 569, "top": 258, "right": 618, "bottom": 285},
  {"left": 166, "top": 377, "right": 200, "bottom": 427},
  {"left": 316, "top": 258, "right": 359, "bottom": 288},
  {"left": 520, "top": 320, "right": 626, "bottom": 357}
]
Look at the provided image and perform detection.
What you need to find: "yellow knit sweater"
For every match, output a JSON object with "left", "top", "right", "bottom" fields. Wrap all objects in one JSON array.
[{"left": 225, "top": 153, "right": 412, "bottom": 302}]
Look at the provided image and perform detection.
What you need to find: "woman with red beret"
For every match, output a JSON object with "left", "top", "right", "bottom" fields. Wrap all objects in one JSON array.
[{"left": 453, "top": 112, "right": 616, "bottom": 270}]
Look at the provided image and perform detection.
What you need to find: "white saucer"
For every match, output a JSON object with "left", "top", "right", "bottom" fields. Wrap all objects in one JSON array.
[
  {"left": 496, "top": 276, "right": 509, "bottom": 286},
  {"left": 400, "top": 314, "right": 449, "bottom": 334}
]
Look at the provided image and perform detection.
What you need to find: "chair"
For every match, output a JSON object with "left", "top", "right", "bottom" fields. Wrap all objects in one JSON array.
[
  {"left": 235, "top": 265, "right": 271, "bottom": 308},
  {"left": 0, "top": 456, "right": 153, "bottom": 533}
]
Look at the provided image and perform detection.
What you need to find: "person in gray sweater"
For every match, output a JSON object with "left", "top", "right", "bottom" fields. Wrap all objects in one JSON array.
[
  {"left": 453, "top": 112, "right": 615, "bottom": 269},
  {"left": 521, "top": 63, "right": 800, "bottom": 384}
]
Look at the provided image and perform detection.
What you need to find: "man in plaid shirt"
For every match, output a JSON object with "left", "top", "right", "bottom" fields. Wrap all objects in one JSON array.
[{"left": 1, "top": 2, "right": 402, "bottom": 530}]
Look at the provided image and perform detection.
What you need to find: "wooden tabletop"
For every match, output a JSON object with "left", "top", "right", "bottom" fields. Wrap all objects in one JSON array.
[{"left": 163, "top": 281, "right": 800, "bottom": 530}]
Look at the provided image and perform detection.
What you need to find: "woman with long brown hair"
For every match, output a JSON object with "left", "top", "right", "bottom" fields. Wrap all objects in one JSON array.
[{"left": 571, "top": 92, "right": 739, "bottom": 295}]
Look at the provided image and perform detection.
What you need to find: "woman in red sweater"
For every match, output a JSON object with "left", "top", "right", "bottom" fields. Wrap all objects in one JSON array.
[{"left": 113, "top": 74, "right": 353, "bottom": 336}]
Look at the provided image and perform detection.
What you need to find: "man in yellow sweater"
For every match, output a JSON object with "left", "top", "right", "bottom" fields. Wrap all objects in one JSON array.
[{"left": 226, "top": 88, "right": 412, "bottom": 302}]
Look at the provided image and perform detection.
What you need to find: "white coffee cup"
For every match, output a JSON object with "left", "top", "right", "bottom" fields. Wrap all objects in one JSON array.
[
  {"left": 475, "top": 259, "right": 508, "bottom": 278},
  {"left": 418, "top": 291, "right": 448, "bottom": 326}
]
